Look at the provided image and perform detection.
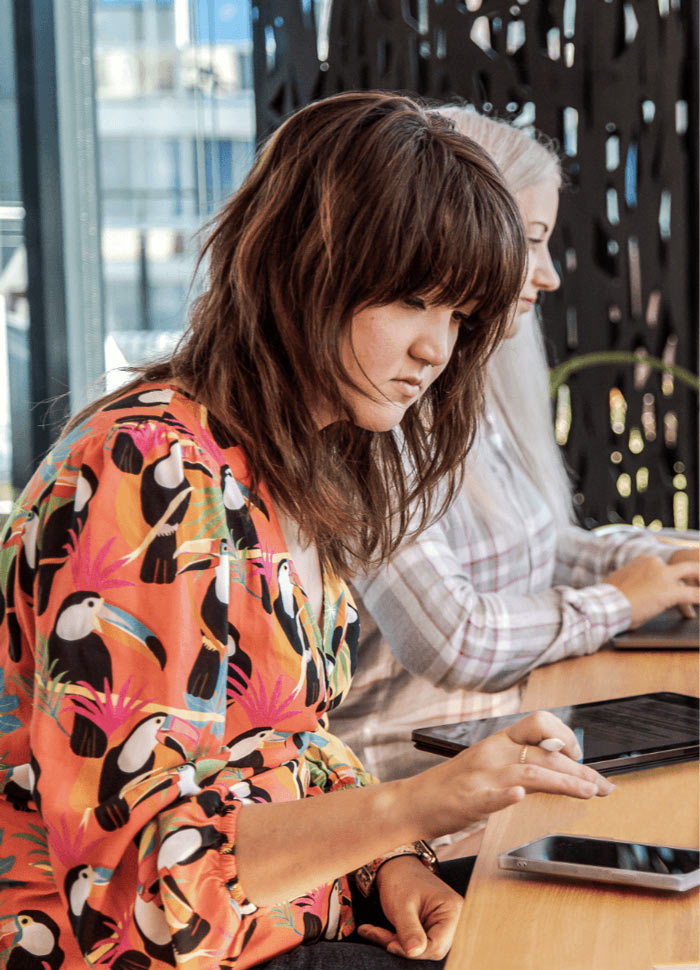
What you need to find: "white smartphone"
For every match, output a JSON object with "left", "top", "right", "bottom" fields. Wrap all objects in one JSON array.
[{"left": 498, "top": 834, "right": 700, "bottom": 891}]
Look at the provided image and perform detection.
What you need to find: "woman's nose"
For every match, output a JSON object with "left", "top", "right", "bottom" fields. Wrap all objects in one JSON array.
[
  {"left": 534, "top": 249, "right": 561, "bottom": 292},
  {"left": 411, "top": 310, "right": 453, "bottom": 367}
]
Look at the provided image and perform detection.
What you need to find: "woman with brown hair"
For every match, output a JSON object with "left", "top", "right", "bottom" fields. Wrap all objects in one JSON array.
[{"left": 0, "top": 91, "right": 613, "bottom": 970}]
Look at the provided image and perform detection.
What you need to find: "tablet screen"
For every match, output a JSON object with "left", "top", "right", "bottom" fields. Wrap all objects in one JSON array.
[{"left": 411, "top": 692, "right": 699, "bottom": 770}]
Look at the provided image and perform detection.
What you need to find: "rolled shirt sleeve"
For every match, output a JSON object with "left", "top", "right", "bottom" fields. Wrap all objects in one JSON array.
[
  {"left": 354, "top": 522, "right": 632, "bottom": 694},
  {"left": 554, "top": 523, "right": 677, "bottom": 587}
]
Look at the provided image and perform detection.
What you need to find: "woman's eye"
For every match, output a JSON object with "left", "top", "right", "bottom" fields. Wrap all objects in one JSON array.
[
  {"left": 403, "top": 296, "right": 426, "bottom": 310},
  {"left": 528, "top": 237, "right": 544, "bottom": 247},
  {"left": 452, "top": 311, "right": 478, "bottom": 330}
]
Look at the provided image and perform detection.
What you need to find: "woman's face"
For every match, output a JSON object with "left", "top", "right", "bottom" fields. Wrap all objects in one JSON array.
[
  {"left": 512, "top": 178, "right": 561, "bottom": 332},
  {"left": 333, "top": 298, "right": 477, "bottom": 432}
]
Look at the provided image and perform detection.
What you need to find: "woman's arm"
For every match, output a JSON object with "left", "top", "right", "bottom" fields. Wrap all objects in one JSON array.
[
  {"left": 556, "top": 527, "right": 699, "bottom": 625},
  {"left": 352, "top": 526, "right": 633, "bottom": 693},
  {"left": 236, "top": 710, "right": 613, "bottom": 906},
  {"left": 553, "top": 524, "right": 677, "bottom": 586}
]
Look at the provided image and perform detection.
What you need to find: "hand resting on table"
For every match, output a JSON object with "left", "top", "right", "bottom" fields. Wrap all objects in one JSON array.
[
  {"left": 236, "top": 711, "right": 613, "bottom": 910},
  {"left": 354, "top": 710, "right": 614, "bottom": 961}
]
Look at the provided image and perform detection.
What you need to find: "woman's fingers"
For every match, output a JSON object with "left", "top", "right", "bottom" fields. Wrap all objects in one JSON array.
[
  {"left": 496, "top": 760, "right": 614, "bottom": 799},
  {"left": 505, "top": 710, "right": 583, "bottom": 762},
  {"left": 470, "top": 784, "right": 526, "bottom": 817},
  {"left": 667, "top": 559, "right": 700, "bottom": 585},
  {"left": 607, "top": 554, "right": 700, "bottom": 626},
  {"left": 673, "top": 584, "right": 700, "bottom": 606},
  {"left": 521, "top": 747, "right": 615, "bottom": 795},
  {"left": 669, "top": 558, "right": 700, "bottom": 606},
  {"left": 390, "top": 903, "right": 430, "bottom": 958},
  {"left": 356, "top": 925, "right": 400, "bottom": 951}
]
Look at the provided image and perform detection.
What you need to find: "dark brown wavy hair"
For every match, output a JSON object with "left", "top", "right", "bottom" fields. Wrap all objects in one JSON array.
[{"left": 65, "top": 91, "right": 525, "bottom": 576}]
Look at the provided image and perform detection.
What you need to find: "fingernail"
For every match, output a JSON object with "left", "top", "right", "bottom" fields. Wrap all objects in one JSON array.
[
  {"left": 573, "top": 743, "right": 583, "bottom": 761},
  {"left": 405, "top": 940, "right": 424, "bottom": 956},
  {"left": 600, "top": 779, "right": 616, "bottom": 795},
  {"left": 539, "top": 737, "right": 565, "bottom": 752}
]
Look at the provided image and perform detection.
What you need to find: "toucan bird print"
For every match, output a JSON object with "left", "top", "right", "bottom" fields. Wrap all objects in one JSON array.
[
  {"left": 3, "top": 762, "right": 34, "bottom": 812},
  {"left": 273, "top": 559, "right": 320, "bottom": 707},
  {"left": 15, "top": 507, "right": 39, "bottom": 600},
  {"left": 139, "top": 441, "right": 192, "bottom": 585},
  {"left": 226, "top": 621, "right": 252, "bottom": 697},
  {"left": 160, "top": 874, "right": 210, "bottom": 957},
  {"left": 175, "top": 537, "right": 231, "bottom": 701},
  {"left": 49, "top": 591, "right": 166, "bottom": 757},
  {"left": 224, "top": 726, "right": 287, "bottom": 770},
  {"left": 0, "top": 911, "right": 65, "bottom": 970},
  {"left": 134, "top": 887, "right": 176, "bottom": 966},
  {"left": 64, "top": 864, "right": 116, "bottom": 957},
  {"left": 156, "top": 824, "right": 226, "bottom": 871},
  {"left": 104, "top": 387, "right": 175, "bottom": 413},
  {"left": 36, "top": 464, "right": 98, "bottom": 615},
  {"left": 94, "top": 712, "right": 199, "bottom": 830},
  {"left": 3, "top": 557, "right": 23, "bottom": 663},
  {"left": 221, "top": 466, "right": 260, "bottom": 552},
  {"left": 48, "top": 590, "right": 114, "bottom": 758}
]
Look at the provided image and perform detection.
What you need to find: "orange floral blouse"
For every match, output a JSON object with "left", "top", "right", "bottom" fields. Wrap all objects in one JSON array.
[{"left": 0, "top": 385, "right": 375, "bottom": 969}]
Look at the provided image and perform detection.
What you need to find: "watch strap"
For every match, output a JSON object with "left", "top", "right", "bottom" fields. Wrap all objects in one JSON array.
[{"left": 353, "top": 840, "right": 439, "bottom": 897}]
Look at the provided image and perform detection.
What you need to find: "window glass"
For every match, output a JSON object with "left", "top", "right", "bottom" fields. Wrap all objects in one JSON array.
[
  {"left": 0, "top": 2, "right": 26, "bottom": 513},
  {"left": 94, "top": 0, "right": 255, "bottom": 374}
]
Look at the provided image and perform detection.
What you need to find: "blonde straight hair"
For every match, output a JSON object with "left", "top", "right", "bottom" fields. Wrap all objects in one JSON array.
[{"left": 438, "top": 106, "right": 576, "bottom": 528}]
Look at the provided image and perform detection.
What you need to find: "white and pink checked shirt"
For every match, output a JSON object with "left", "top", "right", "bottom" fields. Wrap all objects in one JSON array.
[{"left": 332, "top": 412, "right": 674, "bottom": 784}]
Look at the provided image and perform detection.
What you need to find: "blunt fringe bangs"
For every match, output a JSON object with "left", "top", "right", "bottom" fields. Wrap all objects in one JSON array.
[{"left": 63, "top": 91, "right": 526, "bottom": 577}]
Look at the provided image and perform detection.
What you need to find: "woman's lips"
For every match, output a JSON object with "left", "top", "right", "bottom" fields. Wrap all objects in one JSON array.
[{"left": 392, "top": 377, "right": 423, "bottom": 399}]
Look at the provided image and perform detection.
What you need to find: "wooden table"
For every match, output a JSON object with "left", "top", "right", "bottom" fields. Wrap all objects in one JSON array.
[{"left": 446, "top": 648, "right": 699, "bottom": 970}]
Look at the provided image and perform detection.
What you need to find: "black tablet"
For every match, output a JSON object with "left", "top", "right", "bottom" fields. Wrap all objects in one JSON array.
[
  {"left": 411, "top": 691, "right": 699, "bottom": 775},
  {"left": 611, "top": 611, "right": 699, "bottom": 649}
]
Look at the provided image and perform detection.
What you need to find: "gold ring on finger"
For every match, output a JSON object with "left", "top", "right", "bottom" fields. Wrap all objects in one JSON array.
[{"left": 519, "top": 745, "right": 529, "bottom": 764}]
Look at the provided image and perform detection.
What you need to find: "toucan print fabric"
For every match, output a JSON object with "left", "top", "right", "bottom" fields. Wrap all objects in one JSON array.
[{"left": 0, "top": 384, "right": 370, "bottom": 970}]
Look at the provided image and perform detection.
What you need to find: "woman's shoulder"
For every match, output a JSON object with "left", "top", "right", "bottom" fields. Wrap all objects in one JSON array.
[{"left": 18, "top": 384, "right": 243, "bottom": 508}]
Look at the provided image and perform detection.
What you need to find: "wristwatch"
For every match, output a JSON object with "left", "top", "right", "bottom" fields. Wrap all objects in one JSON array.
[{"left": 354, "top": 840, "right": 439, "bottom": 897}]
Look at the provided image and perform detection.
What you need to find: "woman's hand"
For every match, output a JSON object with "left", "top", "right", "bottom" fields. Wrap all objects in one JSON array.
[
  {"left": 605, "top": 554, "right": 700, "bottom": 626},
  {"left": 669, "top": 548, "right": 699, "bottom": 617},
  {"left": 237, "top": 712, "right": 611, "bottom": 907},
  {"left": 403, "top": 711, "right": 615, "bottom": 842},
  {"left": 357, "top": 855, "right": 463, "bottom": 960}
]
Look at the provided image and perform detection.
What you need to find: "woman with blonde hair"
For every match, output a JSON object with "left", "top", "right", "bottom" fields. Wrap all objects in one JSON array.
[{"left": 333, "top": 106, "right": 699, "bottom": 857}]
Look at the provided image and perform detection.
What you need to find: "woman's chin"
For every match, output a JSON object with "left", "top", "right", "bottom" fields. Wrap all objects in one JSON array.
[
  {"left": 506, "top": 306, "right": 533, "bottom": 339},
  {"left": 351, "top": 403, "right": 409, "bottom": 433}
]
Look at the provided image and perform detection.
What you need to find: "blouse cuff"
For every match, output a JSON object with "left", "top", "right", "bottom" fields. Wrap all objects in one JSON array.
[{"left": 215, "top": 795, "right": 256, "bottom": 915}]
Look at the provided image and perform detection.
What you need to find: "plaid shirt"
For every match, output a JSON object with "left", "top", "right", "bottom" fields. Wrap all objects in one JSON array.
[{"left": 332, "top": 414, "right": 674, "bottom": 783}]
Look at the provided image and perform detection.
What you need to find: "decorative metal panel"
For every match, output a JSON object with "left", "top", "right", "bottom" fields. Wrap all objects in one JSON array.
[{"left": 252, "top": 0, "right": 698, "bottom": 530}]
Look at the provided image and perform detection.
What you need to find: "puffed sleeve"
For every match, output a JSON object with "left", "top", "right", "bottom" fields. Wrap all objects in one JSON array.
[{"left": 20, "top": 419, "right": 276, "bottom": 967}]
